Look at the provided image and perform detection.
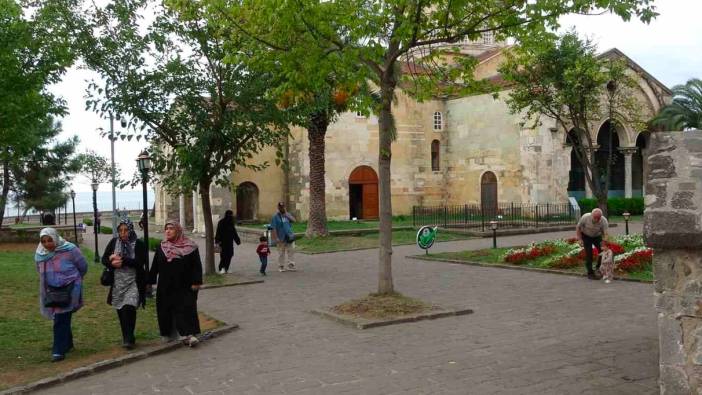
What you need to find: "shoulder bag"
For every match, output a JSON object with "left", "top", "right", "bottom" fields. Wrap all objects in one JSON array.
[{"left": 43, "top": 262, "right": 75, "bottom": 308}]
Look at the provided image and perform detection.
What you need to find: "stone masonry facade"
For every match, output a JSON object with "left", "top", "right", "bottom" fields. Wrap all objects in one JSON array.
[{"left": 645, "top": 130, "right": 702, "bottom": 394}]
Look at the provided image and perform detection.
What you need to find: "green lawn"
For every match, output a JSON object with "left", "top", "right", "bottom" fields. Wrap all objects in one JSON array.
[
  {"left": 243, "top": 216, "right": 414, "bottom": 234},
  {"left": 426, "top": 245, "right": 653, "bottom": 281},
  {"left": 0, "top": 245, "right": 219, "bottom": 390},
  {"left": 295, "top": 229, "right": 472, "bottom": 254}
]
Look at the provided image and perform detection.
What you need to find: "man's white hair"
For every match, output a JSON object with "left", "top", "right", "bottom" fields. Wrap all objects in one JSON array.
[{"left": 592, "top": 208, "right": 603, "bottom": 215}]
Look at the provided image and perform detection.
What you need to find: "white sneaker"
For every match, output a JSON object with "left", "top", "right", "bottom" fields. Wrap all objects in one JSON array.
[
  {"left": 287, "top": 263, "right": 296, "bottom": 271},
  {"left": 186, "top": 336, "right": 199, "bottom": 347},
  {"left": 218, "top": 269, "right": 224, "bottom": 274},
  {"left": 278, "top": 266, "right": 286, "bottom": 272},
  {"left": 605, "top": 279, "right": 611, "bottom": 284}
]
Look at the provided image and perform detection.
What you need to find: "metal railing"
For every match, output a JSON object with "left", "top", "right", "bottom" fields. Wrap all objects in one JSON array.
[{"left": 412, "top": 202, "right": 577, "bottom": 231}]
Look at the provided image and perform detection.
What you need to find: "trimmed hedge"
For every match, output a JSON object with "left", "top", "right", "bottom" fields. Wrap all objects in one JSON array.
[{"left": 577, "top": 197, "right": 644, "bottom": 216}]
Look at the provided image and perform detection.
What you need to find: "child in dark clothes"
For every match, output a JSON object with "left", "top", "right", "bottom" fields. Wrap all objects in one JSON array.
[{"left": 256, "top": 236, "right": 270, "bottom": 276}]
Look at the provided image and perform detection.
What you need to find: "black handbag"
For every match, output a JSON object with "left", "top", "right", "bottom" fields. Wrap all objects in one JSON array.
[
  {"left": 100, "top": 267, "right": 114, "bottom": 286},
  {"left": 43, "top": 263, "right": 75, "bottom": 307}
]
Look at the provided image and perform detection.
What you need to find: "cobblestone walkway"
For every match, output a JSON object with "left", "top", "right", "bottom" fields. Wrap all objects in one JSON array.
[{"left": 42, "top": 222, "right": 658, "bottom": 394}]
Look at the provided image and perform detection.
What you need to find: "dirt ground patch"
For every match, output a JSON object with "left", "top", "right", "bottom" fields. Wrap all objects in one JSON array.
[
  {"left": 0, "top": 242, "right": 35, "bottom": 252},
  {"left": 331, "top": 292, "right": 437, "bottom": 320}
]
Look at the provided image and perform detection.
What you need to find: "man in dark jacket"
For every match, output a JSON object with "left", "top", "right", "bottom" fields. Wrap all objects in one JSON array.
[{"left": 215, "top": 210, "right": 241, "bottom": 274}]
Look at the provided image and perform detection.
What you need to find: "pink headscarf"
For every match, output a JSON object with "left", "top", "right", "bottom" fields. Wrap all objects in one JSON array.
[{"left": 161, "top": 220, "right": 198, "bottom": 262}]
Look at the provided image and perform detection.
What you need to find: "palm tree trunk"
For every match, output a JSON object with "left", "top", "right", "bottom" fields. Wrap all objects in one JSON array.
[
  {"left": 199, "top": 180, "right": 216, "bottom": 275},
  {"left": 306, "top": 111, "right": 330, "bottom": 237},
  {"left": 377, "top": 78, "right": 396, "bottom": 295}
]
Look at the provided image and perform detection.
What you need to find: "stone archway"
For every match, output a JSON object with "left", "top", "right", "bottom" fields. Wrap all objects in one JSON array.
[
  {"left": 348, "top": 166, "right": 379, "bottom": 220},
  {"left": 596, "top": 120, "right": 625, "bottom": 197},
  {"left": 236, "top": 182, "right": 259, "bottom": 221},
  {"left": 480, "top": 171, "right": 498, "bottom": 217}
]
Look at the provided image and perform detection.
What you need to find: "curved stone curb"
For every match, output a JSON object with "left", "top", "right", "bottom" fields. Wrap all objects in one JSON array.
[
  {"left": 311, "top": 308, "right": 473, "bottom": 330},
  {"left": 200, "top": 279, "right": 264, "bottom": 290},
  {"left": 0, "top": 323, "right": 239, "bottom": 395},
  {"left": 407, "top": 255, "right": 653, "bottom": 284}
]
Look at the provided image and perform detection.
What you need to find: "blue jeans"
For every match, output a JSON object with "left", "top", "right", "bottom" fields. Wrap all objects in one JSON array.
[
  {"left": 259, "top": 256, "right": 268, "bottom": 274},
  {"left": 53, "top": 311, "right": 74, "bottom": 356}
]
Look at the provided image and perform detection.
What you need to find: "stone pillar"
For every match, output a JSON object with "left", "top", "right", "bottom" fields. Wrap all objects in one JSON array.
[
  {"left": 192, "top": 190, "right": 198, "bottom": 233},
  {"left": 620, "top": 147, "right": 637, "bottom": 198},
  {"left": 644, "top": 130, "right": 702, "bottom": 394},
  {"left": 179, "top": 194, "right": 185, "bottom": 226}
]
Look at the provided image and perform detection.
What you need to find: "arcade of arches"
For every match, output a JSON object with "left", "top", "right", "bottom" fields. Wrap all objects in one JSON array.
[{"left": 567, "top": 120, "right": 647, "bottom": 199}]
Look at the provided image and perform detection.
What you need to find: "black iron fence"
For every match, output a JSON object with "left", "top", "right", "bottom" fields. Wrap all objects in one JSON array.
[{"left": 412, "top": 202, "right": 578, "bottom": 231}]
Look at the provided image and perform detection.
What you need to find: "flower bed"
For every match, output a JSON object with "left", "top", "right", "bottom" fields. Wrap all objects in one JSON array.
[{"left": 503, "top": 234, "right": 652, "bottom": 275}]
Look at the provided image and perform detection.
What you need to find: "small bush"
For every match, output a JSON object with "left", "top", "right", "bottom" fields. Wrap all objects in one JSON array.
[
  {"left": 100, "top": 226, "right": 112, "bottom": 234},
  {"left": 148, "top": 237, "right": 162, "bottom": 251},
  {"left": 83, "top": 218, "right": 93, "bottom": 226},
  {"left": 577, "top": 197, "right": 644, "bottom": 216}
]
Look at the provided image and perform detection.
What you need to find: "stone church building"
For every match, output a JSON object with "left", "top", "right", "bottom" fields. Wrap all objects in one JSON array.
[{"left": 154, "top": 37, "right": 671, "bottom": 231}]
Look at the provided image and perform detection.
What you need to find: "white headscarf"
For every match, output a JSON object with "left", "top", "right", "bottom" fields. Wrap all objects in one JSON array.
[{"left": 35, "top": 228, "right": 76, "bottom": 262}]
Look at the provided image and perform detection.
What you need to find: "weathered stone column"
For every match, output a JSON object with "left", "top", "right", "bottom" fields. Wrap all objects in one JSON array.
[
  {"left": 192, "top": 190, "right": 198, "bottom": 233},
  {"left": 178, "top": 194, "right": 185, "bottom": 227},
  {"left": 620, "top": 147, "right": 638, "bottom": 198},
  {"left": 644, "top": 130, "right": 702, "bottom": 394}
]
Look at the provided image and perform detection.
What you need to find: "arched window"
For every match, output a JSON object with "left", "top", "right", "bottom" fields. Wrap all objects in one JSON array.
[
  {"left": 431, "top": 140, "right": 440, "bottom": 171},
  {"left": 433, "top": 111, "right": 443, "bottom": 131}
]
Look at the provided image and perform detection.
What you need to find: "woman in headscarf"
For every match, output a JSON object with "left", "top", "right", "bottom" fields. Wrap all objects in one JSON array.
[
  {"left": 148, "top": 219, "right": 202, "bottom": 347},
  {"left": 35, "top": 228, "right": 88, "bottom": 362},
  {"left": 101, "top": 218, "right": 148, "bottom": 349},
  {"left": 214, "top": 209, "right": 240, "bottom": 274}
]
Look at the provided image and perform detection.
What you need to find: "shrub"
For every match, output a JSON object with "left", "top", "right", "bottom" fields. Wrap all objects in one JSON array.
[
  {"left": 83, "top": 218, "right": 93, "bottom": 226},
  {"left": 576, "top": 197, "right": 644, "bottom": 216},
  {"left": 100, "top": 226, "right": 112, "bottom": 234},
  {"left": 615, "top": 248, "right": 653, "bottom": 272},
  {"left": 504, "top": 242, "right": 557, "bottom": 265},
  {"left": 148, "top": 237, "right": 162, "bottom": 251}
]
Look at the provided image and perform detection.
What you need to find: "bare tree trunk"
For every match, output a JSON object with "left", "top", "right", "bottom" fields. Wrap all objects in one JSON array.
[
  {"left": 377, "top": 77, "right": 396, "bottom": 295},
  {"left": 0, "top": 160, "right": 10, "bottom": 231},
  {"left": 199, "top": 180, "right": 216, "bottom": 275},
  {"left": 306, "top": 112, "right": 329, "bottom": 238}
]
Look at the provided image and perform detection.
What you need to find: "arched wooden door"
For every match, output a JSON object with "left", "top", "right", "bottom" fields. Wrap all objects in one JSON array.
[
  {"left": 481, "top": 171, "right": 498, "bottom": 217},
  {"left": 236, "top": 182, "right": 259, "bottom": 221},
  {"left": 349, "top": 166, "right": 379, "bottom": 220}
]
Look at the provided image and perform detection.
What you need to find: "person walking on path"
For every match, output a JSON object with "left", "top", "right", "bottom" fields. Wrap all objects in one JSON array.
[
  {"left": 271, "top": 202, "right": 296, "bottom": 272},
  {"left": 576, "top": 208, "right": 609, "bottom": 280},
  {"left": 148, "top": 220, "right": 202, "bottom": 347},
  {"left": 35, "top": 228, "right": 88, "bottom": 362},
  {"left": 214, "top": 210, "right": 241, "bottom": 274},
  {"left": 256, "top": 236, "right": 270, "bottom": 276},
  {"left": 101, "top": 218, "right": 148, "bottom": 349}
]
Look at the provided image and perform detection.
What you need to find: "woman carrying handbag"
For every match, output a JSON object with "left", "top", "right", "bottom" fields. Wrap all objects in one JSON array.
[
  {"left": 101, "top": 218, "right": 148, "bottom": 349},
  {"left": 35, "top": 228, "right": 88, "bottom": 362}
]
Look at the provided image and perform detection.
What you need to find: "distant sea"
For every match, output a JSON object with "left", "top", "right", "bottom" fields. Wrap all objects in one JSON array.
[{"left": 4, "top": 190, "right": 155, "bottom": 216}]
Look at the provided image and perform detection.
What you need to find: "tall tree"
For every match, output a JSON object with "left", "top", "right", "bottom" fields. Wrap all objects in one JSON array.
[
  {"left": 0, "top": 0, "right": 81, "bottom": 228},
  {"left": 500, "top": 31, "right": 645, "bottom": 215},
  {"left": 80, "top": 0, "right": 290, "bottom": 274},
  {"left": 193, "top": 3, "right": 369, "bottom": 237},
  {"left": 204, "top": 0, "right": 657, "bottom": 294},
  {"left": 652, "top": 78, "right": 702, "bottom": 131},
  {"left": 12, "top": 119, "right": 81, "bottom": 216}
]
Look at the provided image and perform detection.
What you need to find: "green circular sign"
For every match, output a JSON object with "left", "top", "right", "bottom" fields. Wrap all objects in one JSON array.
[{"left": 416, "top": 226, "right": 438, "bottom": 250}]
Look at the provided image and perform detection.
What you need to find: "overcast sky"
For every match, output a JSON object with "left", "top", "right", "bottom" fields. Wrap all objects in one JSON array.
[{"left": 53, "top": 0, "right": 702, "bottom": 192}]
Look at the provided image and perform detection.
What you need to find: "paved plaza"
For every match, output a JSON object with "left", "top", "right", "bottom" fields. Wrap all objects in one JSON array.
[{"left": 41, "top": 222, "right": 658, "bottom": 394}]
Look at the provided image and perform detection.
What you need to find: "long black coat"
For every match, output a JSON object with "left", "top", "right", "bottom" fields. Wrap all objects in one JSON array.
[
  {"left": 101, "top": 238, "right": 148, "bottom": 308},
  {"left": 215, "top": 217, "right": 241, "bottom": 252}
]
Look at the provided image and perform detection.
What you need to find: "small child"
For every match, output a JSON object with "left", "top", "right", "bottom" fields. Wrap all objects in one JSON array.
[
  {"left": 256, "top": 236, "right": 270, "bottom": 276},
  {"left": 600, "top": 242, "right": 614, "bottom": 283}
]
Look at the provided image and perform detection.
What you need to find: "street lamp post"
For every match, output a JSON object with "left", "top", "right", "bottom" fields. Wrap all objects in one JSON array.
[
  {"left": 490, "top": 220, "right": 498, "bottom": 249},
  {"left": 623, "top": 212, "right": 631, "bottom": 235},
  {"left": 91, "top": 181, "right": 100, "bottom": 263},
  {"left": 70, "top": 190, "right": 77, "bottom": 244},
  {"left": 136, "top": 151, "right": 151, "bottom": 271}
]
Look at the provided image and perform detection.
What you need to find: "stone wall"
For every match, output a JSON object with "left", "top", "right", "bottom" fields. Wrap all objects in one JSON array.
[
  {"left": 644, "top": 130, "right": 702, "bottom": 394},
  {"left": 0, "top": 226, "right": 84, "bottom": 244}
]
